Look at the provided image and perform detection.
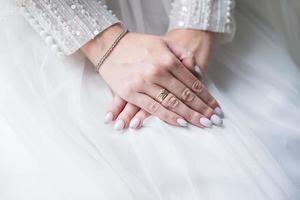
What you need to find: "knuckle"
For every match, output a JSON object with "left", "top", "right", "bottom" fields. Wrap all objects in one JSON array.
[
  {"left": 119, "top": 87, "right": 131, "bottom": 98},
  {"left": 113, "top": 102, "right": 125, "bottom": 111},
  {"left": 171, "top": 115, "right": 179, "bottom": 123},
  {"left": 148, "top": 101, "right": 160, "bottom": 114},
  {"left": 165, "top": 112, "right": 179, "bottom": 122},
  {"left": 164, "top": 94, "right": 179, "bottom": 109},
  {"left": 183, "top": 51, "right": 195, "bottom": 63},
  {"left": 159, "top": 55, "right": 177, "bottom": 69},
  {"left": 181, "top": 88, "right": 196, "bottom": 102},
  {"left": 185, "top": 111, "right": 199, "bottom": 122},
  {"left": 137, "top": 111, "right": 148, "bottom": 119},
  {"left": 146, "top": 65, "right": 165, "bottom": 79},
  {"left": 130, "top": 78, "right": 144, "bottom": 91},
  {"left": 183, "top": 112, "right": 194, "bottom": 122},
  {"left": 192, "top": 111, "right": 201, "bottom": 121},
  {"left": 123, "top": 79, "right": 138, "bottom": 93},
  {"left": 183, "top": 50, "right": 193, "bottom": 58},
  {"left": 197, "top": 104, "right": 209, "bottom": 114},
  {"left": 192, "top": 80, "right": 204, "bottom": 93},
  {"left": 125, "top": 85, "right": 137, "bottom": 95},
  {"left": 164, "top": 55, "right": 176, "bottom": 65},
  {"left": 120, "top": 114, "right": 131, "bottom": 122},
  {"left": 209, "top": 98, "right": 218, "bottom": 107},
  {"left": 160, "top": 112, "right": 170, "bottom": 121},
  {"left": 204, "top": 108, "right": 214, "bottom": 117}
]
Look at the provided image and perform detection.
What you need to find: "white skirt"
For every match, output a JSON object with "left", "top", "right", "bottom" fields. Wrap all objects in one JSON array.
[{"left": 0, "top": 0, "right": 299, "bottom": 199}]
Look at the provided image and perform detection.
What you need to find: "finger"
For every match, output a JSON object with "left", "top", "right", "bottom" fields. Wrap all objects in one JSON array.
[
  {"left": 165, "top": 41, "right": 195, "bottom": 69},
  {"left": 165, "top": 41, "right": 203, "bottom": 79},
  {"left": 155, "top": 71, "right": 214, "bottom": 118},
  {"left": 114, "top": 103, "right": 140, "bottom": 131},
  {"left": 129, "top": 110, "right": 151, "bottom": 129},
  {"left": 168, "top": 59, "right": 221, "bottom": 110},
  {"left": 194, "top": 65, "right": 203, "bottom": 81},
  {"left": 165, "top": 40, "right": 223, "bottom": 118},
  {"left": 185, "top": 77, "right": 224, "bottom": 120},
  {"left": 143, "top": 84, "right": 213, "bottom": 128},
  {"left": 128, "top": 92, "right": 188, "bottom": 127},
  {"left": 105, "top": 95, "right": 126, "bottom": 124}
]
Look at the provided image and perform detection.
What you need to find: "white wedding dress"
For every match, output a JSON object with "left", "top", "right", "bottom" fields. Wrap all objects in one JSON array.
[{"left": 0, "top": 0, "right": 299, "bottom": 199}]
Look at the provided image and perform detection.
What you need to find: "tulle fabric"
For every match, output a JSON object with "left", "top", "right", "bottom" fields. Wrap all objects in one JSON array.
[{"left": 0, "top": 0, "right": 299, "bottom": 199}]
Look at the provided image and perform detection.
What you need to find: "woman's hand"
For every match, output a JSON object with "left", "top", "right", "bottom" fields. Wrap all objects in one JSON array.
[
  {"left": 108, "top": 29, "right": 224, "bottom": 130},
  {"left": 164, "top": 29, "right": 224, "bottom": 116},
  {"left": 164, "top": 29, "right": 214, "bottom": 75},
  {"left": 81, "top": 24, "right": 222, "bottom": 129},
  {"left": 104, "top": 94, "right": 150, "bottom": 130}
]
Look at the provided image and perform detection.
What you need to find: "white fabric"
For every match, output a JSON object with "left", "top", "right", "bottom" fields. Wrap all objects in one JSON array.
[
  {"left": 22, "top": 0, "right": 235, "bottom": 56},
  {"left": 23, "top": 0, "right": 120, "bottom": 55},
  {"left": 0, "top": 0, "right": 299, "bottom": 199}
]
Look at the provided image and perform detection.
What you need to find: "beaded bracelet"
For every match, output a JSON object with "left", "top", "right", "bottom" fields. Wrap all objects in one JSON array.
[{"left": 96, "top": 29, "right": 129, "bottom": 73}]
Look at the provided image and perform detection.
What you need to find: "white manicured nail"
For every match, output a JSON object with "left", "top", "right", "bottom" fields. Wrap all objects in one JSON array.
[
  {"left": 129, "top": 118, "right": 140, "bottom": 129},
  {"left": 177, "top": 118, "right": 188, "bottom": 127},
  {"left": 214, "top": 107, "right": 224, "bottom": 118},
  {"left": 194, "top": 65, "right": 203, "bottom": 78},
  {"left": 210, "top": 114, "right": 223, "bottom": 126},
  {"left": 114, "top": 119, "right": 125, "bottom": 131},
  {"left": 200, "top": 117, "right": 213, "bottom": 127},
  {"left": 104, "top": 112, "right": 114, "bottom": 124}
]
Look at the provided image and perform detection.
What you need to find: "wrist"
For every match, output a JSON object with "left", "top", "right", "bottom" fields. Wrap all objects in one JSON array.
[
  {"left": 165, "top": 29, "right": 214, "bottom": 52},
  {"left": 81, "top": 23, "right": 124, "bottom": 65}
]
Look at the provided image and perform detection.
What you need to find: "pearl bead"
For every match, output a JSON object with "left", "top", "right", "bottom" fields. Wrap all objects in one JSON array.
[
  {"left": 39, "top": 30, "right": 48, "bottom": 37},
  {"left": 56, "top": 52, "right": 65, "bottom": 58},
  {"left": 24, "top": 12, "right": 31, "bottom": 19},
  {"left": 93, "top": 30, "right": 99, "bottom": 35},
  {"left": 51, "top": 44, "right": 59, "bottom": 52},
  {"left": 24, "top": 0, "right": 127, "bottom": 58},
  {"left": 178, "top": 21, "right": 184, "bottom": 27},
  {"left": 45, "top": 36, "right": 54, "bottom": 45},
  {"left": 29, "top": 18, "right": 37, "bottom": 25}
]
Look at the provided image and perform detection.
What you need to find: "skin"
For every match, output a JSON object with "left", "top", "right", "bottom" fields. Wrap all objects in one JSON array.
[{"left": 81, "top": 24, "right": 220, "bottom": 129}]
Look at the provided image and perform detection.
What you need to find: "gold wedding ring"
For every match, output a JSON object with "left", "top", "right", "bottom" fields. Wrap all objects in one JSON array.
[{"left": 156, "top": 88, "right": 169, "bottom": 103}]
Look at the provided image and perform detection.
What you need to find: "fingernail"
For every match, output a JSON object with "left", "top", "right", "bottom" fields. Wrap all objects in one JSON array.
[
  {"left": 129, "top": 118, "right": 140, "bottom": 129},
  {"left": 210, "top": 114, "right": 223, "bottom": 126},
  {"left": 214, "top": 107, "right": 224, "bottom": 118},
  {"left": 104, "top": 112, "right": 114, "bottom": 124},
  {"left": 114, "top": 119, "right": 125, "bottom": 131},
  {"left": 199, "top": 117, "right": 213, "bottom": 127},
  {"left": 194, "top": 65, "right": 202, "bottom": 78},
  {"left": 177, "top": 118, "right": 188, "bottom": 127}
]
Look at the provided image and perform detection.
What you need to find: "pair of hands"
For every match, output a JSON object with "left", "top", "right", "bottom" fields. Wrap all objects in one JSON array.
[{"left": 81, "top": 24, "right": 224, "bottom": 130}]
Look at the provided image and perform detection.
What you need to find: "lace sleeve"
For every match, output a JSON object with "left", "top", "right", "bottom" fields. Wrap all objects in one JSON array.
[
  {"left": 22, "top": 0, "right": 120, "bottom": 56},
  {"left": 169, "top": 0, "right": 236, "bottom": 42}
]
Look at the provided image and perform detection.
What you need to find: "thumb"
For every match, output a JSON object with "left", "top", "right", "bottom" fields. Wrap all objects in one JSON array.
[{"left": 164, "top": 40, "right": 202, "bottom": 79}]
